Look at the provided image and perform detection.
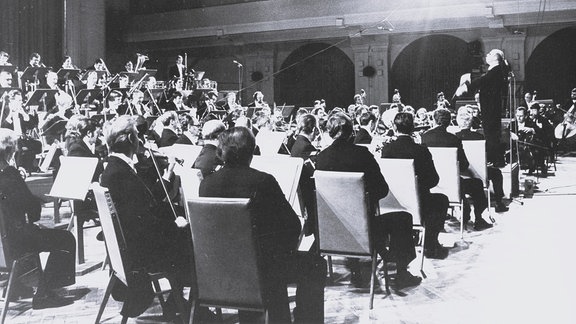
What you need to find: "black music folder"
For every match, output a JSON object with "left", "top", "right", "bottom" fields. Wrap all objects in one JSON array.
[
  {"left": 20, "top": 66, "right": 51, "bottom": 82},
  {"left": 246, "top": 107, "right": 263, "bottom": 118},
  {"left": 138, "top": 69, "right": 157, "bottom": 79},
  {"left": 281, "top": 105, "right": 295, "bottom": 119},
  {"left": 81, "top": 70, "right": 107, "bottom": 82},
  {"left": 41, "top": 116, "right": 67, "bottom": 137},
  {"left": 143, "top": 88, "right": 165, "bottom": 102},
  {"left": 56, "top": 68, "right": 81, "bottom": 82},
  {"left": 119, "top": 71, "right": 139, "bottom": 83},
  {"left": 24, "top": 89, "right": 58, "bottom": 107},
  {"left": 0, "top": 87, "right": 21, "bottom": 98},
  {"left": 76, "top": 88, "right": 102, "bottom": 104},
  {"left": 0, "top": 65, "right": 18, "bottom": 74}
]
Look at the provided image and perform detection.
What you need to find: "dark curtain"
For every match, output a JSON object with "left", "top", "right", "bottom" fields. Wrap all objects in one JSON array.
[
  {"left": 275, "top": 43, "right": 354, "bottom": 110},
  {"left": 525, "top": 27, "right": 576, "bottom": 106},
  {"left": 0, "top": 0, "right": 63, "bottom": 70},
  {"left": 390, "top": 35, "right": 472, "bottom": 110}
]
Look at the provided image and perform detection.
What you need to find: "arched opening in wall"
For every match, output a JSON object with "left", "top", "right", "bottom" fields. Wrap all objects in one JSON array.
[
  {"left": 390, "top": 35, "right": 472, "bottom": 110},
  {"left": 275, "top": 43, "right": 354, "bottom": 109},
  {"left": 525, "top": 27, "right": 576, "bottom": 105}
]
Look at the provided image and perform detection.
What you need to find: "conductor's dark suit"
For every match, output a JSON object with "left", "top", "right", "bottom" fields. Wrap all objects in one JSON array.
[
  {"left": 315, "top": 138, "right": 416, "bottom": 269},
  {"left": 199, "top": 165, "right": 326, "bottom": 323},
  {"left": 380, "top": 135, "right": 448, "bottom": 246}
]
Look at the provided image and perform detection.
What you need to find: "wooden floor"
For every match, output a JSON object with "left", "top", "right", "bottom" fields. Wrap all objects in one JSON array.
[{"left": 4, "top": 157, "right": 576, "bottom": 323}]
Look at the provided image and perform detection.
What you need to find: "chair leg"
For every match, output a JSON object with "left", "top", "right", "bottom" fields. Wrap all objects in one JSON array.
[
  {"left": 151, "top": 279, "right": 166, "bottom": 309},
  {"left": 419, "top": 227, "right": 427, "bottom": 279},
  {"left": 369, "top": 250, "right": 378, "bottom": 310},
  {"left": 188, "top": 300, "right": 197, "bottom": 324},
  {"left": 95, "top": 274, "right": 118, "bottom": 324},
  {"left": 486, "top": 189, "right": 495, "bottom": 223},
  {"left": 459, "top": 203, "right": 464, "bottom": 240},
  {"left": 120, "top": 316, "right": 128, "bottom": 324},
  {"left": 327, "top": 256, "right": 334, "bottom": 283},
  {"left": 0, "top": 260, "right": 19, "bottom": 324},
  {"left": 264, "top": 309, "right": 269, "bottom": 324}
]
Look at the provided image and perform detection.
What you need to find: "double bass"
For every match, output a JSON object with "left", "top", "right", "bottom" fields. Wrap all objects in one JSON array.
[{"left": 554, "top": 107, "right": 576, "bottom": 140}]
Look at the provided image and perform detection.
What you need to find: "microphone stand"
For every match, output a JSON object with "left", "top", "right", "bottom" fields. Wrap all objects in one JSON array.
[
  {"left": 507, "top": 71, "right": 524, "bottom": 206},
  {"left": 234, "top": 61, "right": 243, "bottom": 105}
]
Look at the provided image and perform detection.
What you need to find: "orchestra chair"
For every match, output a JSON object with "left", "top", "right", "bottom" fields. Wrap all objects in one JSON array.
[
  {"left": 250, "top": 155, "right": 304, "bottom": 215},
  {"left": 461, "top": 140, "right": 494, "bottom": 223},
  {"left": 187, "top": 197, "right": 272, "bottom": 324},
  {"left": 427, "top": 147, "right": 464, "bottom": 238},
  {"left": 314, "top": 171, "right": 387, "bottom": 309},
  {"left": 48, "top": 156, "right": 99, "bottom": 265},
  {"left": 0, "top": 201, "right": 43, "bottom": 324},
  {"left": 255, "top": 131, "right": 288, "bottom": 156},
  {"left": 92, "top": 183, "right": 186, "bottom": 324},
  {"left": 376, "top": 158, "right": 427, "bottom": 277}
]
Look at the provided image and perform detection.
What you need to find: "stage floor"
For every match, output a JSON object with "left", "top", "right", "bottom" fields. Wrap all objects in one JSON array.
[{"left": 5, "top": 157, "right": 576, "bottom": 323}]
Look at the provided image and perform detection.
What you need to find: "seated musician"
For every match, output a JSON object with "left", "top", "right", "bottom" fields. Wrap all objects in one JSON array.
[
  {"left": 381, "top": 112, "right": 450, "bottom": 259},
  {"left": 0, "top": 51, "right": 11, "bottom": 65},
  {"left": 316, "top": 112, "right": 422, "bottom": 288},
  {"left": 199, "top": 127, "right": 326, "bottom": 323},
  {"left": 101, "top": 89, "right": 122, "bottom": 116},
  {"left": 100, "top": 115, "right": 194, "bottom": 317},
  {"left": 511, "top": 106, "right": 548, "bottom": 176},
  {"left": 290, "top": 114, "right": 320, "bottom": 236},
  {"left": 175, "top": 113, "right": 200, "bottom": 145},
  {"left": 353, "top": 110, "right": 375, "bottom": 144},
  {"left": 0, "top": 69, "right": 13, "bottom": 88},
  {"left": 64, "top": 116, "right": 105, "bottom": 222},
  {"left": 118, "top": 90, "right": 146, "bottom": 116},
  {"left": 163, "top": 91, "right": 187, "bottom": 112},
  {"left": 247, "top": 90, "right": 269, "bottom": 109},
  {"left": 192, "top": 119, "right": 225, "bottom": 177},
  {"left": 455, "top": 109, "right": 509, "bottom": 213},
  {"left": 157, "top": 111, "right": 180, "bottom": 148},
  {"left": 421, "top": 109, "right": 492, "bottom": 231},
  {"left": 0, "top": 128, "right": 76, "bottom": 309}
]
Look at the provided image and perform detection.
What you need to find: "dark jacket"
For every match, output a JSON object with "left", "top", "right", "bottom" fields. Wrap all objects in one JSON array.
[
  {"left": 158, "top": 128, "right": 179, "bottom": 147},
  {"left": 353, "top": 128, "right": 372, "bottom": 144},
  {"left": 380, "top": 135, "right": 440, "bottom": 196},
  {"left": 455, "top": 129, "right": 485, "bottom": 141},
  {"left": 421, "top": 126, "right": 470, "bottom": 172},
  {"left": 192, "top": 143, "right": 222, "bottom": 177},
  {"left": 199, "top": 165, "right": 301, "bottom": 267},
  {"left": 315, "top": 138, "right": 388, "bottom": 204}
]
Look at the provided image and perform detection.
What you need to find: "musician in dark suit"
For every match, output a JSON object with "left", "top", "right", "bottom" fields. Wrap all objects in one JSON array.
[
  {"left": 421, "top": 109, "right": 492, "bottom": 231},
  {"left": 65, "top": 116, "right": 105, "bottom": 224},
  {"left": 290, "top": 114, "right": 319, "bottom": 237},
  {"left": 100, "top": 115, "right": 192, "bottom": 317},
  {"left": 192, "top": 120, "right": 225, "bottom": 177},
  {"left": 353, "top": 110, "right": 374, "bottom": 144},
  {"left": 510, "top": 107, "right": 548, "bottom": 176},
  {"left": 316, "top": 112, "right": 422, "bottom": 288},
  {"left": 381, "top": 112, "right": 450, "bottom": 259},
  {"left": 0, "top": 129, "right": 76, "bottom": 310},
  {"left": 456, "top": 49, "right": 510, "bottom": 166},
  {"left": 168, "top": 55, "right": 186, "bottom": 80},
  {"left": 199, "top": 127, "right": 326, "bottom": 324},
  {"left": 157, "top": 111, "right": 180, "bottom": 148},
  {"left": 455, "top": 110, "right": 509, "bottom": 213}
]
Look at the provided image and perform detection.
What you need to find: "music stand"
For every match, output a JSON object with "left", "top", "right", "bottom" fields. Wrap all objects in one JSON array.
[
  {"left": 57, "top": 68, "right": 81, "bottom": 82},
  {"left": 91, "top": 113, "right": 117, "bottom": 125},
  {"left": 0, "top": 87, "right": 21, "bottom": 98},
  {"left": 281, "top": 105, "right": 295, "bottom": 119},
  {"left": 76, "top": 89, "right": 101, "bottom": 104},
  {"left": 47, "top": 156, "right": 99, "bottom": 201},
  {"left": 246, "top": 107, "right": 263, "bottom": 118},
  {"left": 143, "top": 88, "right": 164, "bottom": 102},
  {"left": 82, "top": 70, "right": 107, "bottom": 82},
  {"left": 119, "top": 71, "right": 139, "bottom": 84},
  {"left": 454, "top": 100, "right": 477, "bottom": 109},
  {"left": 206, "top": 110, "right": 227, "bottom": 120},
  {"left": 137, "top": 69, "right": 157, "bottom": 79},
  {"left": 0, "top": 65, "right": 18, "bottom": 74},
  {"left": 20, "top": 66, "right": 51, "bottom": 82},
  {"left": 24, "top": 89, "right": 58, "bottom": 108}
]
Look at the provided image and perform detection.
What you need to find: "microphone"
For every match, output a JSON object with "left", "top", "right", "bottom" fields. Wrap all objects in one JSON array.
[{"left": 233, "top": 60, "right": 243, "bottom": 67}]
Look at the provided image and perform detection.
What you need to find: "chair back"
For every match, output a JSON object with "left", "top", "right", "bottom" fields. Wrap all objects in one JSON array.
[
  {"left": 91, "top": 183, "right": 128, "bottom": 285},
  {"left": 0, "top": 201, "right": 14, "bottom": 270},
  {"left": 376, "top": 158, "right": 422, "bottom": 226},
  {"left": 255, "top": 130, "right": 287, "bottom": 156},
  {"left": 187, "top": 198, "right": 266, "bottom": 310},
  {"left": 428, "top": 147, "right": 461, "bottom": 204},
  {"left": 250, "top": 155, "right": 303, "bottom": 207},
  {"left": 462, "top": 140, "right": 488, "bottom": 187},
  {"left": 314, "top": 171, "right": 372, "bottom": 256}
]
